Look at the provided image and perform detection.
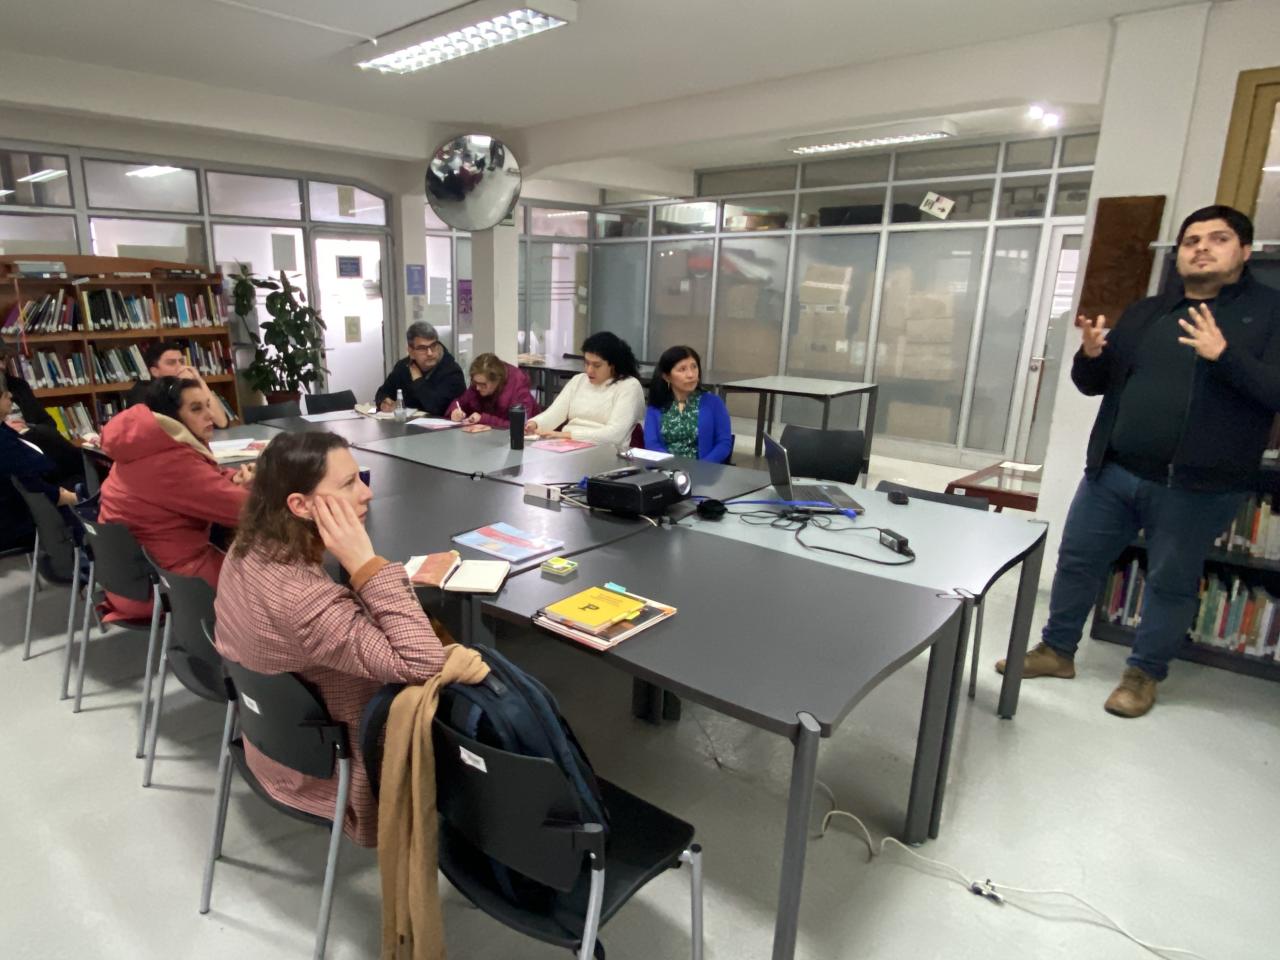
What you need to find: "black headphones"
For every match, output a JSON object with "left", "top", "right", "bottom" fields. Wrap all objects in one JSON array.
[{"left": 696, "top": 498, "right": 727, "bottom": 520}]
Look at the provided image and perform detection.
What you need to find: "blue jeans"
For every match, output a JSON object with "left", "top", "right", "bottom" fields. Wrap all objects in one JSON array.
[{"left": 1042, "top": 462, "right": 1243, "bottom": 680}]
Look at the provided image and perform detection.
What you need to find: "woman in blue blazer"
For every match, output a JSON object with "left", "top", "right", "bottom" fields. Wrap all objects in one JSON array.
[{"left": 643, "top": 345, "right": 734, "bottom": 463}]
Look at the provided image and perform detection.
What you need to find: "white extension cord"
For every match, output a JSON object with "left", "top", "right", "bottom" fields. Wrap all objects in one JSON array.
[{"left": 814, "top": 781, "right": 1211, "bottom": 960}]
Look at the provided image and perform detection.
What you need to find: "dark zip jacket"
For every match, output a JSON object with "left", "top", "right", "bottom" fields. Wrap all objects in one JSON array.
[
  {"left": 373, "top": 347, "right": 466, "bottom": 417},
  {"left": 1072, "top": 266, "right": 1280, "bottom": 492}
]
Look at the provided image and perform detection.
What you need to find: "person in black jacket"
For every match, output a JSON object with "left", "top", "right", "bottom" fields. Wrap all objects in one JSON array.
[
  {"left": 373, "top": 321, "right": 465, "bottom": 417},
  {"left": 997, "top": 205, "right": 1280, "bottom": 718},
  {"left": 1, "top": 373, "right": 78, "bottom": 553}
]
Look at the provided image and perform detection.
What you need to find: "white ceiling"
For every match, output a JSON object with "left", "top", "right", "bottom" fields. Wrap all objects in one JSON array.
[{"left": 0, "top": 0, "right": 1203, "bottom": 130}]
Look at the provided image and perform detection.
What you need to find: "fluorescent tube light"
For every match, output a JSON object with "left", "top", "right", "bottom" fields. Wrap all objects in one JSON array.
[
  {"left": 126, "top": 165, "right": 183, "bottom": 178},
  {"left": 1264, "top": 165, "right": 1280, "bottom": 173},
  {"left": 16, "top": 169, "right": 68, "bottom": 184},
  {"left": 0, "top": 189, "right": 13, "bottom": 197},
  {"left": 788, "top": 120, "right": 957, "bottom": 156},
  {"left": 355, "top": 1, "right": 576, "bottom": 75}
]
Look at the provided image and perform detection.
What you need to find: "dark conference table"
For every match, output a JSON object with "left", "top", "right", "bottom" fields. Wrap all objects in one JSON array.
[
  {"left": 229, "top": 412, "right": 1031, "bottom": 960},
  {"left": 479, "top": 528, "right": 965, "bottom": 960}
]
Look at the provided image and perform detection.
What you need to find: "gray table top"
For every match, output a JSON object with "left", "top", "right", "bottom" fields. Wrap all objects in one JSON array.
[
  {"left": 719, "top": 375, "right": 877, "bottom": 398},
  {"left": 486, "top": 448, "right": 772, "bottom": 503},
  {"left": 362, "top": 469, "right": 652, "bottom": 574},
  {"left": 354, "top": 429, "right": 592, "bottom": 477},
  {"left": 213, "top": 423, "right": 280, "bottom": 442},
  {"left": 482, "top": 526, "right": 963, "bottom": 736},
  {"left": 260, "top": 413, "right": 420, "bottom": 445},
  {"left": 683, "top": 485, "right": 1045, "bottom": 597}
]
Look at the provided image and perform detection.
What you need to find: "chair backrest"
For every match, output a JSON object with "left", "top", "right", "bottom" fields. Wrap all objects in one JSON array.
[
  {"left": 81, "top": 449, "right": 110, "bottom": 497},
  {"left": 151, "top": 563, "right": 224, "bottom": 702},
  {"left": 9, "top": 477, "right": 77, "bottom": 570},
  {"left": 78, "top": 518, "right": 154, "bottom": 602},
  {"left": 303, "top": 391, "right": 356, "bottom": 415},
  {"left": 434, "top": 719, "right": 602, "bottom": 892},
  {"left": 875, "top": 480, "right": 990, "bottom": 512},
  {"left": 779, "top": 424, "right": 866, "bottom": 484},
  {"left": 221, "top": 657, "right": 346, "bottom": 779},
  {"left": 243, "top": 399, "right": 301, "bottom": 424}
]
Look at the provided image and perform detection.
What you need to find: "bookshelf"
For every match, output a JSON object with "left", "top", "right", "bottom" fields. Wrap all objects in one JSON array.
[
  {"left": 0, "top": 254, "right": 240, "bottom": 438},
  {"left": 1089, "top": 460, "right": 1280, "bottom": 682}
]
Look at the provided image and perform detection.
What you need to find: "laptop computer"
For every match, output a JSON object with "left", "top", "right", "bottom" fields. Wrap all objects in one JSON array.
[{"left": 763, "top": 433, "right": 863, "bottom": 514}]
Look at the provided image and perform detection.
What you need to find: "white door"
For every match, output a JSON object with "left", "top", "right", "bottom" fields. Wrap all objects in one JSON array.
[
  {"left": 1013, "top": 226, "right": 1083, "bottom": 462},
  {"left": 312, "top": 234, "right": 387, "bottom": 404}
]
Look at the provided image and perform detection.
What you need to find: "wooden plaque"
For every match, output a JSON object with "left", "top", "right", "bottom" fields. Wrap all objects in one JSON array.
[{"left": 1078, "top": 195, "right": 1167, "bottom": 326}]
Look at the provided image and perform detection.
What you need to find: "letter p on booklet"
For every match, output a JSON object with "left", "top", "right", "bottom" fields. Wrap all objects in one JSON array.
[{"left": 405, "top": 550, "right": 510, "bottom": 593}]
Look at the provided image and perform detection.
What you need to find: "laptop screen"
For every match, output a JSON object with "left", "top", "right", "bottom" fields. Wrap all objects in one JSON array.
[{"left": 763, "top": 433, "right": 794, "bottom": 498}]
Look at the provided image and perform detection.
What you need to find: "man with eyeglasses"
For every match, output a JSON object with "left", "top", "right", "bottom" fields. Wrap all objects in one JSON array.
[{"left": 374, "top": 321, "right": 465, "bottom": 417}]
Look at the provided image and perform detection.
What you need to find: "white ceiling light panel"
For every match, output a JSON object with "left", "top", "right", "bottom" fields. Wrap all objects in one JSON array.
[{"left": 355, "top": 1, "right": 577, "bottom": 75}]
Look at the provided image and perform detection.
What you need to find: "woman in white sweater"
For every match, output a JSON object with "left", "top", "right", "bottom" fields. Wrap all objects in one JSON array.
[{"left": 526, "top": 331, "right": 647, "bottom": 445}]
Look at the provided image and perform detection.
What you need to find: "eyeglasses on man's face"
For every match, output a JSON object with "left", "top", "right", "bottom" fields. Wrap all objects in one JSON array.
[{"left": 409, "top": 340, "right": 442, "bottom": 355}]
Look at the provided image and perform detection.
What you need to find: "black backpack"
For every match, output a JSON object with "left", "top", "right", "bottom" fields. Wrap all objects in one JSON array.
[{"left": 361, "top": 644, "right": 608, "bottom": 908}]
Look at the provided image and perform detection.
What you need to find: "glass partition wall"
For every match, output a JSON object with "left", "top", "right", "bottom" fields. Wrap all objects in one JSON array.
[{"left": 579, "top": 132, "right": 1094, "bottom": 464}]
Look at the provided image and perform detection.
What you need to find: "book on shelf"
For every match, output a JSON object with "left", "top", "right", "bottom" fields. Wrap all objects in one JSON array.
[
  {"left": 1213, "top": 493, "right": 1280, "bottom": 561},
  {"left": 1100, "top": 564, "right": 1280, "bottom": 661},
  {"left": 533, "top": 584, "right": 676, "bottom": 651},
  {"left": 1, "top": 292, "right": 82, "bottom": 335},
  {"left": 90, "top": 345, "right": 150, "bottom": 383},
  {"left": 42, "top": 402, "right": 96, "bottom": 440}
]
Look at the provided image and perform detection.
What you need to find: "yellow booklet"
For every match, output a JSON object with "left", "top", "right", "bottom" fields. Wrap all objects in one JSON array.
[{"left": 544, "top": 587, "right": 646, "bottom": 633}]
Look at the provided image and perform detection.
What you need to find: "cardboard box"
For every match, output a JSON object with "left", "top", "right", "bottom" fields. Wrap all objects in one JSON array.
[
  {"left": 721, "top": 282, "right": 761, "bottom": 321},
  {"left": 796, "top": 263, "right": 854, "bottom": 307},
  {"left": 904, "top": 315, "right": 954, "bottom": 343}
]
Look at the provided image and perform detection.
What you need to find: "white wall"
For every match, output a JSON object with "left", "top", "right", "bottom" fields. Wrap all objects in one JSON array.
[
  {"left": 1035, "top": 3, "right": 1214, "bottom": 574},
  {"left": 1174, "top": 0, "right": 1280, "bottom": 221}
]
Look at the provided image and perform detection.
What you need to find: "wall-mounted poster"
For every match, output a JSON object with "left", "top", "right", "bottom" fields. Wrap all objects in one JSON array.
[{"left": 336, "top": 255, "right": 362, "bottom": 278}]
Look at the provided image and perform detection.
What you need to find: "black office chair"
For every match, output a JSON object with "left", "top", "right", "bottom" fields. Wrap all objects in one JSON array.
[
  {"left": 139, "top": 563, "right": 220, "bottom": 787},
  {"left": 10, "top": 478, "right": 81, "bottom": 674},
  {"left": 779, "top": 424, "right": 866, "bottom": 485},
  {"left": 81, "top": 448, "right": 110, "bottom": 497},
  {"left": 75, "top": 519, "right": 163, "bottom": 754},
  {"left": 243, "top": 399, "right": 301, "bottom": 423},
  {"left": 201, "top": 658, "right": 350, "bottom": 960},
  {"left": 875, "top": 480, "right": 993, "bottom": 697},
  {"left": 434, "top": 718, "right": 704, "bottom": 960},
  {"left": 304, "top": 391, "right": 356, "bottom": 415}
]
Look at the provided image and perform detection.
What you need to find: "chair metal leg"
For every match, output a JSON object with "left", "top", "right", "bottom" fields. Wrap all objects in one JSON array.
[
  {"left": 62, "top": 547, "right": 80, "bottom": 675},
  {"left": 142, "top": 616, "right": 173, "bottom": 787},
  {"left": 968, "top": 598, "right": 985, "bottom": 699},
  {"left": 313, "top": 757, "right": 351, "bottom": 960},
  {"left": 136, "top": 593, "right": 163, "bottom": 758},
  {"left": 22, "top": 530, "right": 40, "bottom": 660},
  {"left": 576, "top": 856, "right": 606, "bottom": 960},
  {"left": 200, "top": 701, "right": 237, "bottom": 915},
  {"left": 73, "top": 560, "right": 95, "bottom": 712},
  {"left": 681, "top": 845, "right": 704, "bottom": 960}
]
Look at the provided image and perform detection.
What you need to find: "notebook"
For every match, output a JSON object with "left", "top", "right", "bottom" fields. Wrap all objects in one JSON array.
[
  {"left": 543, "top": 586, "right": 646, "bottom": 634},
  {"left": 453, "top": 522, "right": 564, "bottom": 563},
  {"left": 407, "top": 417, "right": 462, "bottom": 430},
  {"left": 533, "top": 438, "right": 594, "bottom": 453},
  {"left": 405, "top": 550, "right": 510, "bottom": 594}
]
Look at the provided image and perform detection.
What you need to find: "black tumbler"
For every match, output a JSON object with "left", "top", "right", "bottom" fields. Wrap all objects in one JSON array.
[{"left": 509, "top": 404, "right": 526, "bottom": 450}]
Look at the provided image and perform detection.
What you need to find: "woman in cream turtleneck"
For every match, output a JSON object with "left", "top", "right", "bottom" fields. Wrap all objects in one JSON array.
[{"left": 525, "top": 331, "right": 646, "bottom": 446}]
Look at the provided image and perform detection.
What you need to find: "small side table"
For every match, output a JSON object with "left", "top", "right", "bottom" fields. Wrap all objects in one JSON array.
[{"left": 945, "top": 461, "right": 1042, "bottom": 513}]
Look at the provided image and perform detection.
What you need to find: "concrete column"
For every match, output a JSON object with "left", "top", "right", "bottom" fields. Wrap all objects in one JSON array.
[
  {"left": 1035, "top": 3, "right": 1211, "bottom": 578},
  {"left": 470, "top": 223, "right": 520, "bottom": 363},
  {"left": 394, "top": 191, "right": 427, "bottom": 368}
]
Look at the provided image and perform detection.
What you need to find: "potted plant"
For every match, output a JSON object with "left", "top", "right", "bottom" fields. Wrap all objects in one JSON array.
[{"left": 231, "top": 264, "right": 327, "bottom": 402}]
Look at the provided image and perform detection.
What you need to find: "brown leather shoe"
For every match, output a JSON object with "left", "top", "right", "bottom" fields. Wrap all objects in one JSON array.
[
  {"left": 1104, "top": 667, "right": 1158, "bottom": 718},
  {"left": 995, "top": 642, "right": 1076, "bottom": 679}
]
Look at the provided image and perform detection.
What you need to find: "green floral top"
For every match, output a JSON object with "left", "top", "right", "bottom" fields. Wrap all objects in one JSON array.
[{"left": 660, "top": 392, "right": 701, "bottom": 458}]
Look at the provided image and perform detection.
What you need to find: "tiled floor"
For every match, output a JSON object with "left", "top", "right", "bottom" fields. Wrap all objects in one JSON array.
[{"left": 0, "top": 452, "right": 1274, "bottom": 959}]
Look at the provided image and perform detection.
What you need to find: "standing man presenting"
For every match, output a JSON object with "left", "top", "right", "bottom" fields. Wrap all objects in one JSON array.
[
  {"left": 125, "top": 340, "right": 230, "bottom": 428},
  {"left": 998, "top": 205, "right": 1280, "bottom": 717},
  {"left": 374, "top": 321, "right": 465, "bottom": 417}
]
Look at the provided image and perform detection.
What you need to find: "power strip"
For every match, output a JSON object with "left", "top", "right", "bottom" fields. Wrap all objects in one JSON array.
[{"left": 524, "top": 482, "right": 562, "bottom": 502}]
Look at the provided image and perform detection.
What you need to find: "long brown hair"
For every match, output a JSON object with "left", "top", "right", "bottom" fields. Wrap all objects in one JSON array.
[
  {"left": 231, "top": 431, "right": 349, "bottom": 563},
  {"left": 469, "top": 352, "right": 508, "bottom": 389}
]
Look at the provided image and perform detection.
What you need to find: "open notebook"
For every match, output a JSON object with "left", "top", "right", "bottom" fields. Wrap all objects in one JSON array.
[{"left": 405, "top": 550, "right": 510, "bottom": 594}]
